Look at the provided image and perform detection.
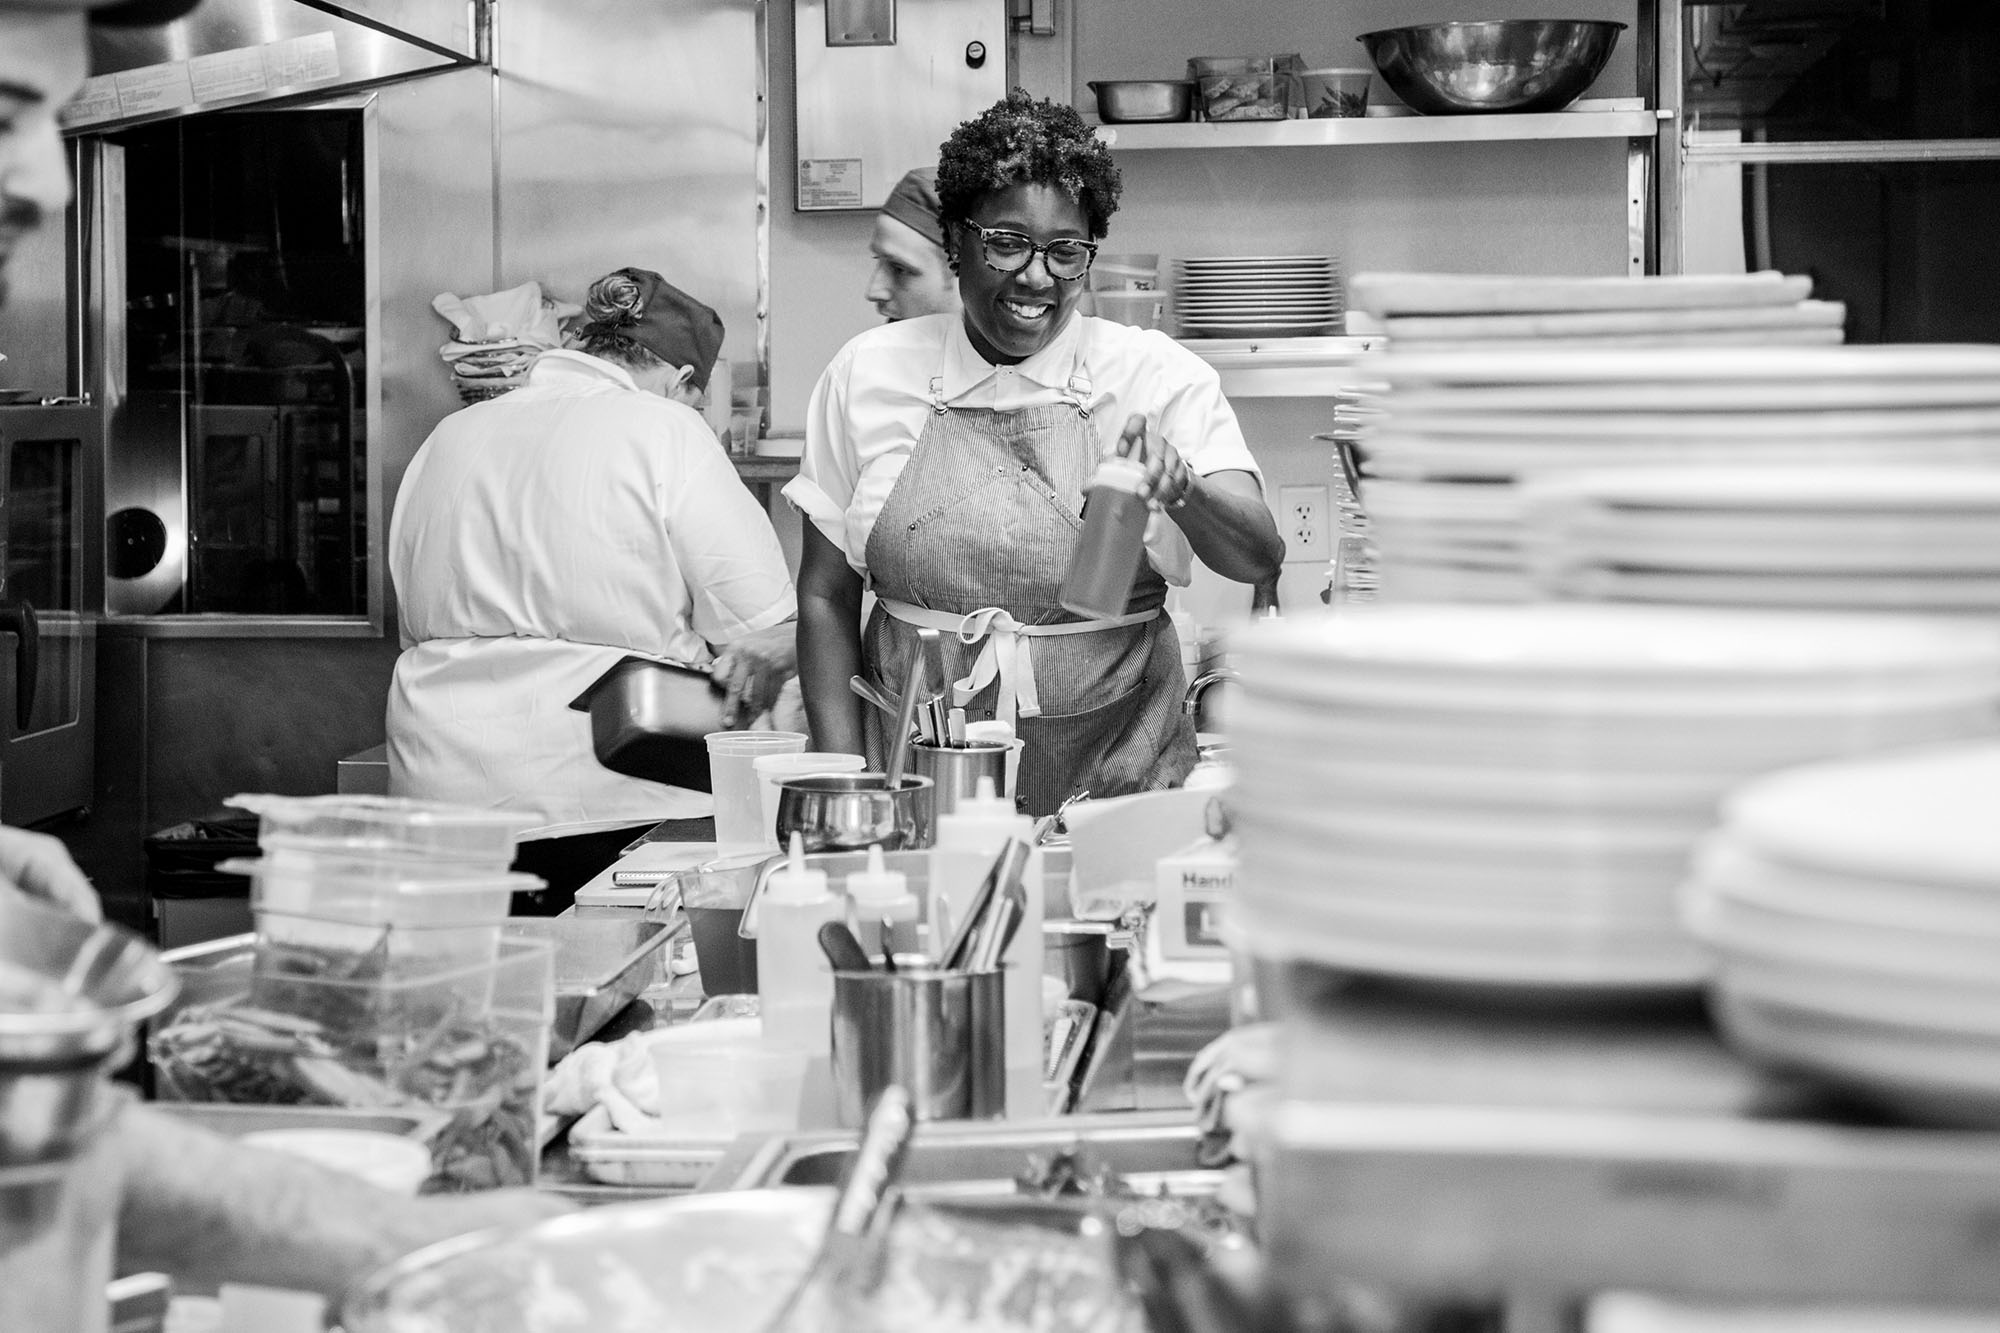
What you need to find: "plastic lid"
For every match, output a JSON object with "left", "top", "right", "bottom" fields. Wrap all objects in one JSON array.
[
  {"left": 1088, "top": 454, "right": 1149, "bottom": 495},
  {"left": 764, "top": 833, "right": 830, "bottom": 905},
  {"left": 846, "top": 845, "right": 913, "bottom": 909}
]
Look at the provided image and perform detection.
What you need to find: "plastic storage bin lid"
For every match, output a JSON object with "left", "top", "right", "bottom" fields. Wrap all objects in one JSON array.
[
  {"left": 221, "top": 857, "right": 541, "bottom": 926},
  {"left": 228, "top": 794, "right": 539, "bottom": 865}
]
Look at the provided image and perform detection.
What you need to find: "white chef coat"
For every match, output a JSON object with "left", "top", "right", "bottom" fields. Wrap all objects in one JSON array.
[
  {"left": 388, "top": 349, "right": 797, "bottom": 838},
  {"left": 785, "top": 313, "right": 1260, "bottom": 580}
]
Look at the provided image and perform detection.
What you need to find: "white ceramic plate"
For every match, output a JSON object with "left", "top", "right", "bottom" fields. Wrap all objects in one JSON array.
[
  {"left": 1529, "top": 531, "right": 2000, "bottom": 577},
  {"left": 1521, "top": 465, "right": 2000, "bottom": 510},
  {"left": 1372, "top": 405, "right": 2000, "bottom": 439},
  {"left": 1230, "top": 602, "right": 2000, "bottom": 682},
  {"left": 1357, "top": 436, "right": 2000, "bottom": 483},
  {"left": 1359, "top": 478, "right": 1523, "bottom": 522},
  {"left": 1526, "top": 503, "right": 2000, "bottom": 554},
  {"left": 1546, "top": 565, "right": 2000, "bottom": 611},
  {"left": 1712, "top": 991, "right": 2000, "bottom": 1127},
  {"left": 1722, "top": 741, "right": 2000, "bottom": 890},
  {"left": 1376, "top": 343, "right": 2000, "bottom": 386}
]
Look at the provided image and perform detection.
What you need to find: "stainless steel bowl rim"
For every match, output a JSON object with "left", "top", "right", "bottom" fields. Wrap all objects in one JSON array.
[
  {"left": 1357, "top": 19, "right": 1627, "bottom": 40},
  {"left": 777, "top": 773, "right": 934, "bottom": 793}
]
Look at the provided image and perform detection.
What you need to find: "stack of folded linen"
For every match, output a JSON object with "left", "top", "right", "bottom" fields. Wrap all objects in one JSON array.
[{"left": 433, "top": 280, "right": 580, "bottom": 402}]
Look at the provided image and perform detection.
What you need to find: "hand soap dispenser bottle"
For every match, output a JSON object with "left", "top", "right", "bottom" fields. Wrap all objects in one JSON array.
[{"left": 928, "top": 777, "right": 1044, "bottom": 1117}]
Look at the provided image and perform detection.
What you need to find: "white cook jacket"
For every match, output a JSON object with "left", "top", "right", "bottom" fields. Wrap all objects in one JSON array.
[{"left": 387, "top": 350, "right": 797, "bottom": 838}]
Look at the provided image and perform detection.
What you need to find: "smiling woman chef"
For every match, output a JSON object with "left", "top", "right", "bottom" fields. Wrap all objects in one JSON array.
[{"left": 790, "top": 91, "right": 1283, "bottom": 815}]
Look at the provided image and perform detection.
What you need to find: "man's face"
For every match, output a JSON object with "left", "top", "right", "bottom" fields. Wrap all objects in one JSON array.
[
  {"left": 0, "top": 11, "right": 88, "bottom": 309},
  {"left": 865, "top": 212, "right": 956, "bottom": 323}
]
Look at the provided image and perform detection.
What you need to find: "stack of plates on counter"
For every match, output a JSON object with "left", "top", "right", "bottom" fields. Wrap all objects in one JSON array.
[
  {"left": 1174, "top": 255, "right": 1341, "bottom": 339},
  {"left": 1685, "top": 741, "right": 2000, "bottom": 1126},
  {"left": 1521, "top": 465, "right": 2000, "bottom": 613},
  {"left": 1344, "top": 270, "right": 1844, "bottom": 348},
  {"left": 1227, "top": 604, "right": 2000, "bottom": 992},
  {"left": 1351, "top": 343, "right": 2000, "bottom": 603}
]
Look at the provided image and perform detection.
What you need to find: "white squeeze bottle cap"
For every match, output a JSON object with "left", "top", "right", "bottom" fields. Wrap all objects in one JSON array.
[
  {"left": 847, "top": 844, "right": 914, "bottom": 915},
  {"left": 955, "top": 775, "right": 1013, "bottom": 823},
  {"left": 766, "top": 832, "right": 829, "bottom": 904}
]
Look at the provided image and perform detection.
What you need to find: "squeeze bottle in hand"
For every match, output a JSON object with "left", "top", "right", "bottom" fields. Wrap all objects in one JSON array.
[
  {"left": 929, "top": 778, "right": 1044, "bottom": 1117},
  {"left": 846, "top": 844, "right": 919, "bottom": 961},
  {"left": 1059, "top": 453, "right": 1151, "bottom": 619},
  {"left": 755, "top": 833, "right": 841, "bottom": 1055}
]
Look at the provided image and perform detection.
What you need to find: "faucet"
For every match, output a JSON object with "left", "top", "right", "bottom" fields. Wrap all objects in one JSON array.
[{"left": 1182, "top": 667, "right": 1239, "bottom": 718}]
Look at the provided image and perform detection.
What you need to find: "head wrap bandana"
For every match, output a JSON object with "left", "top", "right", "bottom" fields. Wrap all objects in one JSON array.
[
  {"left": 578, "top": 267, "right": 726, "bottom": 392},
  {"left": 879, "top": 168, "right": 945, "bottom": 249}
]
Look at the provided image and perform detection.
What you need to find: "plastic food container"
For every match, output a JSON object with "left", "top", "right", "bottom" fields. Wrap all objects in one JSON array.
[
  {"left": 152, "top": 935, "right": 554, "bottom": 1193},
  {"left": 1290, "top": 67, "right": 1373, "bottom": 118},
  {"left": 242, "top": 1129, "right": 434, "bottom": 1195},
  {"left": 500, "top": 915, "right": 677, "bottom": 1061},
  {"left": 649, "top": 1017, "right": 809, "bottom": 1135},
  {"left": 1187, "top": 56, "right": 1286, "bottom": 121},
  {"left": 1091, "top": 290, "right": 1166, "bottom": 330},
  {"left": 229, "top": 794, "right": 537, "bottom": 869}
]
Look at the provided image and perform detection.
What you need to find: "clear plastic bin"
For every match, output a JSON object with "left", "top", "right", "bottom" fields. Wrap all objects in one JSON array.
[
  {"left": 229, "top": 793, "right": 538, "bottom": 869},
  {"left": 152, "top": 935, "right": 554, "bottom": 1193},
  {"left": 1187, "top": 55, "right": 1286, "bottom": 121}
]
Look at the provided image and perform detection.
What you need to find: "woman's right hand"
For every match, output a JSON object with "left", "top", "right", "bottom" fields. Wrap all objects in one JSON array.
[{"left": 709, "top": 620, "right": 799, "bottom": 728}]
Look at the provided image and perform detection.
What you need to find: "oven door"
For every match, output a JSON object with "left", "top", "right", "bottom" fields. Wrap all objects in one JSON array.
[{"left": 0, "top": 404, "right": 99, "bottom": 828}]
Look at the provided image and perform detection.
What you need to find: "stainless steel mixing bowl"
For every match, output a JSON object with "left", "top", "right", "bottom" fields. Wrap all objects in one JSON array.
[
  {"left": 1087, "top": 79, "right": 1196, "bottom": 124},
  {"left": 1357, "top": 19, "right": 1625, "bottom": 115},
  {"left": 774, "top": 772, "right": 935, "bottom": 852}
]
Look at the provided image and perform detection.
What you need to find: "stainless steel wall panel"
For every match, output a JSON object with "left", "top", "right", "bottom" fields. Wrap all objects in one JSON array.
[
  {"left": 793, "top": 0, "right": 1007, "bottom": 211},
  {"left": 495, "top": 0, "right": 762, "bottom": 376}
]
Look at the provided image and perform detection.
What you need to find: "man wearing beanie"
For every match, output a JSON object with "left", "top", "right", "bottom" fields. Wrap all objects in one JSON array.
[
  {"left": 0, "top": 0, "right": 575, "bottom": 1312},
  {"left": 866, "top": 167, "right": 959, "bottom": 321},
  {"left": 388, "top": 265, "right": 798, "bottom": 911}
]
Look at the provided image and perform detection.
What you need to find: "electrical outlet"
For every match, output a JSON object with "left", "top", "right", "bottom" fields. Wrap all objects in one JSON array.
[{"left": 1279, "top": 484, "right": 1330, "bottom": 562}]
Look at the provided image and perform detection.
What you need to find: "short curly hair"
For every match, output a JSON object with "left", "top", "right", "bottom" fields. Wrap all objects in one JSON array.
[{"left": 935, "top": 89, "right": 1123, "bottom": 270}]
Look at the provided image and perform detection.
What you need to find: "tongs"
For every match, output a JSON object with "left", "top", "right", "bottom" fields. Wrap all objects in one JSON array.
[
  {"left": 760, "top": 1085, "right": 917, "bottom": 1332},
  {"left": 914, "top": 627, "right": 950, "bottom": 747}
]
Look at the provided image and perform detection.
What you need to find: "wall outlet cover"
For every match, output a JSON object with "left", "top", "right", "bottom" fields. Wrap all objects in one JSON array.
[{"left": 1279, "top": 484, "right": 1330, "bottom": 562}]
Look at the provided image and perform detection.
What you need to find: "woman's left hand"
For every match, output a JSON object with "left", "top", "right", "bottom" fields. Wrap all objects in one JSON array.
[{"left": 1116, "top": 413, "right": 1196, "bottom": 512}]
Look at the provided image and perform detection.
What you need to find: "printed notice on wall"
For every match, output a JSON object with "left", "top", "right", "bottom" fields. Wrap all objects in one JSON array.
[
  {"left": 189, "top": 47, "right": 270, "bottom": 102},
  {"left": 59, "top": 30, "right": 341, "bottom": 129},
  {"left": 112, "top": 63, "right": 196, "bottom": 119},
  {"left": 62, "top": 76, "right": 122, "bottom": 127},
  {"left": 799, "top": 159, "right": 865, "bottom": 210}
]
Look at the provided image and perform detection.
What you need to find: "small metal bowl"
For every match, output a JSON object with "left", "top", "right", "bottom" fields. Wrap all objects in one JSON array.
[
  {"left": 773, "top": 772, "right": 935, "bottom": 854},
  {"left": 1087, "top": 79, "right": 1196, "bottom": 124},
  {"left": 1357, "top": 19, "right": 1625, "bottom": 115}
]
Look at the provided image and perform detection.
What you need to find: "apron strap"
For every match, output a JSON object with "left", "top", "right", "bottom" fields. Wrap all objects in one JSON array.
[{"left": 879, "top": 598, "right": 1156, "bottom": 729}]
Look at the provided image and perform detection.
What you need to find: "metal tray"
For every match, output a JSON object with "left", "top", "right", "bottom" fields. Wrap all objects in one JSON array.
[{"left": 502, "top": 915, "right": 679, "bottom": 1061}]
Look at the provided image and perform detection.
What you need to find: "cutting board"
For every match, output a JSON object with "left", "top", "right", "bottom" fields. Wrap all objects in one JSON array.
[{"left": 1349, "top": 270, "right": 1814, "bottom": 316}]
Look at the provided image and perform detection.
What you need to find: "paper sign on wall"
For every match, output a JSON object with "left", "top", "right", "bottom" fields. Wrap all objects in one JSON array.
[{"left": 798, "top": 159, "right": 865, "bottom": 211}]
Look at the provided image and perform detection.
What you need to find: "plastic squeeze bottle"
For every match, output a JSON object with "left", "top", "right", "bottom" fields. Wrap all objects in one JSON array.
[
  {"left": 755, "top": 833, "right": 842, "bottom": 1056},
  {"left": 846, "top": 844, "right": 920, "bottom": 961},
  {"left": 928, "top": 777, "right": 1045, "bottom": 1118},
  {"left": 1058, "top": 453, "right": 1151, "bottom": 619}
]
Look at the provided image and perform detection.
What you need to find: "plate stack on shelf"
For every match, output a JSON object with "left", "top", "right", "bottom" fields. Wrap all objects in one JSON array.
[
  {"left": 1685, "top": 742, "right": 2000, "bottom": 1126},
  {"left": 1346, "top": 342, "right": 2000, "bottom": 603},
  {"left": 1174, "top": 255, "right": 1341, "bottom": 339},
  {"left": 1226, "top": 604, "right": 2000, "bottom": 993},
  {"left": 1521, "top": 466, "right": 2000, "bottom": 613},
  {"left": 1344, "top": 270, "right": 1844, "bottom": 349}
]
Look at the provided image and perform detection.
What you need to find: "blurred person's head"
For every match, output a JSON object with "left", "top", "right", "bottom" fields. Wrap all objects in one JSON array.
[
  {"left": 866, "top": 168, "right": 955, "bottom": 322},
  {"left": 0, "top": 0, "right": 200, "bottom": 306},
  {"left": 568, "top": 267, "right": 724, "bottom": 407},
  {"left": 935, "top": 90, "right": 1122, "bottom": 366}
]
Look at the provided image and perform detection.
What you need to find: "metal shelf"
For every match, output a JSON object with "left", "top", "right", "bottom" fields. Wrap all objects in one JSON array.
[
  {"left": 1177, "top": 335, "right": 1384, "bottom": 398},
  {"left": 1097, "top": 103, "right": 1662, "bottom": 151}
]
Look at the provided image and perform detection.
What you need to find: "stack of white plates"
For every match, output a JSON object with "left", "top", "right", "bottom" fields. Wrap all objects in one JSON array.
[
  {"left": 1175, "top": 255, "right": 1341, "bottom": 339},
  {"left": 1345, "top": 270, "right": 1843, "bottom": 349},
  {"left": 1685, "top": 742, "right": 2000, "bottom": 1125},
  {"left": 1522, "top": 466, "right": 2000, "bottom": 612},
  {"left": 1352, "top": 344, "right": 2000, "bottom": 603},
  {"left": 1228, "top": 604, "right": 2000, "bottom": 992}
]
